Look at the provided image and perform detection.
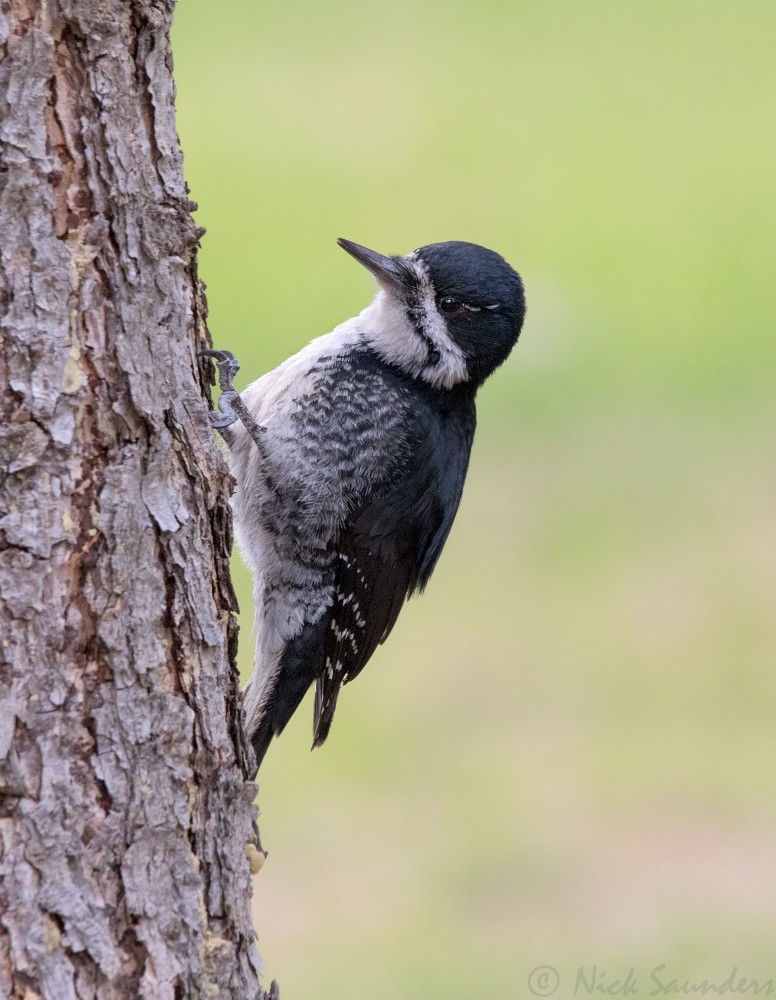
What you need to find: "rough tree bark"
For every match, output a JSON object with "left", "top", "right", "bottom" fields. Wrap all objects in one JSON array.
[{"left": 0, "top": 1, "right": 272, "bottom": 997}]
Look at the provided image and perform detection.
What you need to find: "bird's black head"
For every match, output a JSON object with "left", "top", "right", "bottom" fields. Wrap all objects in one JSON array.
[
  {"left": 338, "top": 238, "right": 525, "bottom": 390},
  {"left": 413, "top": 241, "right": 525, "bottom": 387}
]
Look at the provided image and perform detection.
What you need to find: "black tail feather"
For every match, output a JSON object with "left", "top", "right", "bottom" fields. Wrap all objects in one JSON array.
[
  {"left": 249, "top": 615, "right": 331, "bottom": 770},
  {"left": 250, "top": 715, "right": 274, "bottom": 773},
  {"left": 312, "top": 675, "right": 342, "bottom": 749}
]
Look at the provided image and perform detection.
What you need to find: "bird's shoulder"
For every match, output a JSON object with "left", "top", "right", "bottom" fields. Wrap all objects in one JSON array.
[
  {"left": 258, "top": 327, "right": 476, "bottom": 467},
  {"left": 235, "top": 324, "right": 476, "bottom": 545}
]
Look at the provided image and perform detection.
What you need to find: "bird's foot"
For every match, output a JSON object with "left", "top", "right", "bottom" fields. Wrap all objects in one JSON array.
[
  {"left": 200, "top": 348, "right": 240, "bottom": 430},
  {"left": 199, "top": 348, "right": 266, "bottom": 450}
]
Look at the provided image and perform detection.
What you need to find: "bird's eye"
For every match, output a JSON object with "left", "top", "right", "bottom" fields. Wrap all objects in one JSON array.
[{"left": 438, "top": 296, "right": 463, "bottom": 314}]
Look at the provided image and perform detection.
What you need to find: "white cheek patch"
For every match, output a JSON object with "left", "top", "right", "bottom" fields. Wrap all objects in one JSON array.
[
  {"left": 358, "top": 293, "right": 430, "bottom": 379},
  {"left": 410, "top": 257, "right": 469, "bottom": 388},
  {"left": 358, "top": 259, "right": 469, "bottom": 389}
]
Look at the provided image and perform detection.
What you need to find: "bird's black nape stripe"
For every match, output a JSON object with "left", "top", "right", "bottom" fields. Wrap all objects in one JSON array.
[{"left": 405, "top": 293, "right": 441, "bottom": 368}]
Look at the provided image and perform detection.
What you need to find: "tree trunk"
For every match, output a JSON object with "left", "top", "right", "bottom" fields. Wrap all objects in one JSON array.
[{"left": 0, "top": 1, "right": 271, "bottom": 996}]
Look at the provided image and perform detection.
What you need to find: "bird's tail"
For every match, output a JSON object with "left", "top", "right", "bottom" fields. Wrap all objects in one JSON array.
[
  {"left": 250, "top": 714, "right": 274, "bottom": 773},
  {"left": 312, "top": 673, "right": 342, "bottom": 749},
  {"left": 248, "top": 616, "right": 332, "bottom": 768}
]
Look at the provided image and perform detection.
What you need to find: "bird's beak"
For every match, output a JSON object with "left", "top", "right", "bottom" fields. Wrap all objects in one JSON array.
[{"left": 337, "top": 238, "right": 411, "bottom": 297}]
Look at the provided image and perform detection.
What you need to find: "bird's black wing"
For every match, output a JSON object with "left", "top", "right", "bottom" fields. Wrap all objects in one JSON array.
[{"left": 312, "top": 397, "right": 475, "bottom": 747}]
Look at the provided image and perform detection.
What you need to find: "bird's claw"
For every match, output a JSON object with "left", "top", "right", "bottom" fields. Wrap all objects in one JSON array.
[
  {"left": 209, "top": 409, "right": 238, "bottom": 430},
  {"left": 200, "top": 348, "right": 241, "bottom": 432},
  {"left": 199, "top": 349, "right": 240, "bottom": 393}
]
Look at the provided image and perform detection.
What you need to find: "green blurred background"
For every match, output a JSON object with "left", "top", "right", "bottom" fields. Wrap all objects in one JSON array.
[{"left": 173, "top": 2, "right": 776, "bottom": 996}]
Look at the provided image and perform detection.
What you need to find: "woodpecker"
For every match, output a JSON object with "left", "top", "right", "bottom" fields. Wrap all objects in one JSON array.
[{"left": 203, "top": 238, "right": 525, "bottom": 770}]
